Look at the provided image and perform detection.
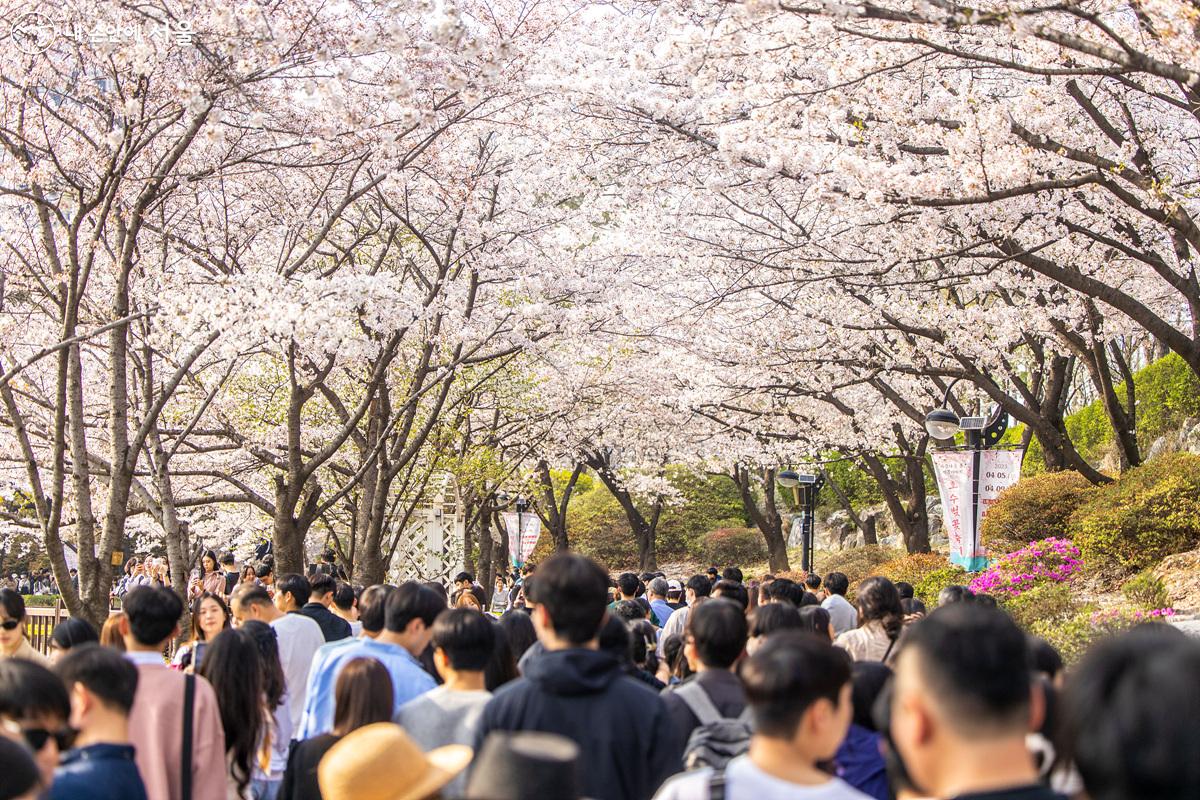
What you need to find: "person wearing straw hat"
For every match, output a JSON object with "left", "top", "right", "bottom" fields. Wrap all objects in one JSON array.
[{"left": 317, "top": 722, "right": 471, "bottom": 800}]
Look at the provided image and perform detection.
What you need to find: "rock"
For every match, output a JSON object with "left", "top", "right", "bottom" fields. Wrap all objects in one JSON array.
[
  {"left": 1153, "top": 547, "right": 1200, "bottom": 613},
  {"left": 1147, "top": 435, "right": 1172, "bottom": 461},
  {"left": 1181, "top": 418, "right": 1200, "bottom": 455},
  {"left": 925, "top": 497, "right": 943, "bottom": 538}
]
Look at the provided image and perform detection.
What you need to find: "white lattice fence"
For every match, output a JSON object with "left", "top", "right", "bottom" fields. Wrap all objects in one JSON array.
[{"left": 388, "top": 475, "right": 465, "bottom": 585}]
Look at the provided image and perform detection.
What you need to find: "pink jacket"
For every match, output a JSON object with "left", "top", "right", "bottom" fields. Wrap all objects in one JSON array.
[{"left": 128, "top": 657, "right": 227, "bottom": 800}]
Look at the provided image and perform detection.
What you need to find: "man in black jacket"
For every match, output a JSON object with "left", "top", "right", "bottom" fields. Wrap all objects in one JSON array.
[
  {"left": 284, "top": 573, "right": 351, "bottom": 643},
  {"left": 474, "top": 554, "right": 678, "bottom": 800}
]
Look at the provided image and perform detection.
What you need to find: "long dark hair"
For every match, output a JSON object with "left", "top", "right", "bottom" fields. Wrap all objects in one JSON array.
[
  {"left": 856, "top": 577, "right": 904, "bottom": 641},
  {"left": 484, "top": 618, "right": 519, "bottom": 691},
  {"left": 200, "top": 549, "right": 219, "bottom": 575},
  {"left": 197, "top": 629, "right": 264, "bottom": 796},
  {"left": 240, "top": 620, "right": 286, "bottom": 709},
  {"left": 499, "top": 609, "right": 537, "bottom": 663},
  {"left": 189, "top": 592, "right": 231, "bottom": 644},
  {"left": 332, "top": 658, "right": 393, "bottom": 736}
]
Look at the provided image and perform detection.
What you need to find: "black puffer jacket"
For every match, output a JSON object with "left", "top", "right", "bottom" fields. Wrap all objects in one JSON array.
[{"left": 475, "top": 648, "right": 679, "bottom": 800}]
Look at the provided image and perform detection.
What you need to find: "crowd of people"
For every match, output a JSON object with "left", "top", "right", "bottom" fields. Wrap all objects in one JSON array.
[{"left": 0, "top": 550, "right": 1197, "bottom": 800}]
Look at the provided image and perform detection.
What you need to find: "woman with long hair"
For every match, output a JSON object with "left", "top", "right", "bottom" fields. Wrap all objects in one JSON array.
[
  {"left": 100, "top": 612, "right": 126, "bottom": 651},
  {"left": 197, "top": 628, "right": 265, "bottom": 799},
  {"left": 279, "top": 657, "right": 393, "bottom": 800},
  {"left": 190, "top": 549, "right": 226, "bottom": 600},
  {"left": 834, "top": 576, "right": 905, "bottom": 664},
  {"left": 241, "top": 620, "right": 292, "bottom": 800},
  {"left": 239, "top": 564, "right": 259, "bottom": 587},
  {"left": 0, "top": 589, "right": 47, "bottom": 664},
  {"left": 172, "top": 592, "right": 232, "bottom": 670},
  {"left": 48, "top": 617, "right": 98, "bottom": 664}
]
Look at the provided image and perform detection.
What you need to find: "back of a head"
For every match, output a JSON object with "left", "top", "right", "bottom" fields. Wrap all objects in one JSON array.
[
  {"left": 1026, "top": 635, "right": 1063, "bottom": 682},
  {"left": 850, "top": 661, "right": 892, "bottom": 731},
  {"left": 499, "top": 610, "right": 537, "bottom": 663},
  {"left": 231, "top": 582, "right": 272, "bottom": 612},
  {"left": 0, "top": 736, "right": 40, "bottom": 800},
  {"left": 711, "top": 579, "right": 749, "bottom": 611},
  {"left": 721, "top": 566, "right": 743, "bottom": 584},
  {"left": 937, "top": 584, "right": 975, "bottom": 606},
  {"left": 526, "top": 553, "right": 609, "bottom": 645},
  {"left": 856, "top": 576, "right": 903, "bottom": 640},
  {"left": 804, "top": 573, "right": 822, "bottom": 591},
  {"left": 433, "top": 608, "right": 496, "bottom": 671},
  {"left": 54, "top": 643, "right": 138, "bottom": 715},
  {"left": 332, "top": 582, "right": 356, "bottom": 612},
  {"left": 123, "top": 586, "right": 183, "bottom": 646},
  {"left": 798, "top": 591, "right": 820, "bottom": 607},
  {"left": 763, "top": 578, "right": 796, "bottom": 605},
  {"left": 598, "top": 614, "right": 632, "bottom": 665},
  {"left": 276, "top": 573, "right": 312, "bottom": 606},
  {"left": 333, "top": 657, "right": 395, "bottom": 737},
  {"left": 613, "top": 599, "right": 646, "bottom": 624},
  {"left": 1065, "top": 625, "right": 1200, "bottom": 800},
  {"left": 310, "top": 573, "right": 337, "bottom": 599},
  {"left": 749, "top": 602, "right": 802, "bottom": 639},
  {"left": 798, "top": 606, "right": 833, "bottom": 641},
  {"left": 739, "top": 632, "right": 850, "bottom": 738},
  {"left": 686, "top": 574, "right": 712, "bottom": 598},
  {"left": 358, "top": 585, "right": 394, "bottom": 634},
  {"left": 616, "top": 572, "right": 639, "bottom": 597},
  {"left": 824, "top": 572, "right": 849, "bottom": 597},
  {"left": 385, "top": 582, "right": 445, "bottom": 633},
  {"left": 687, "top": 598, "right": 747, "bottom": 669},
  {"left": 51, "top": 617, "right": 99, "bottom": 651},
  {"left": 894, "top": 581, "right": 915, "bottom": 601},
  {"left": 899, "top": 604, "right": 1031, "bottom": 738},
  {"left": 648, "top": 577, "right": 669, "bottom": 597},
  {"left": 0, "top": 657, "right": 70, "bottom": 724}
]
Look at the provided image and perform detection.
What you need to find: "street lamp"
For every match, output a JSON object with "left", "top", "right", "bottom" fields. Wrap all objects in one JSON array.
[
  {"left": 923, "top": 377, "right": 1008, "bottom": 449},
  {"left": 777, "top": 470, "right": 825, "bottom": 574}
]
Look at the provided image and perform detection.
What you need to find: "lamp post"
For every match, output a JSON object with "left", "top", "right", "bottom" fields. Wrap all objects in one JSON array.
[
  {"left": 924, "top": 379, "right": 1009, "bottom": 570},
  {"left": 777, "top": 470, "right": 825, "bottom": 574}
]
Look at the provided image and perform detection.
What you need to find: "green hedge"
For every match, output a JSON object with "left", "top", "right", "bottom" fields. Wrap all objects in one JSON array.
[
  {"left": 699, "top": 527, "right": 768, "bottom": 567},
  {"left": 1070, "top": 452, "right": 1200, "bottom": 574},
  {"left": 980, "top": 471, "right": 1097, "bottom": 555}
]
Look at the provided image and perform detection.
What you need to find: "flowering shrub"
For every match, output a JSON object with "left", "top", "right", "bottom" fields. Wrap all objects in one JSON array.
[
  {"left": 968, "top": 537, "right": 1083, "bottom": 598},
  {"left": 699, "top": 528, "right": 767, "bottom": 568}
]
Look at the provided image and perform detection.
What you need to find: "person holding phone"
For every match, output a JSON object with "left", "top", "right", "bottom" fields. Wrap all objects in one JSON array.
[
  {"left": 171, "top": 592, "right": 231, "bottom": 672},
  {"left": 189, "top": 550, "right": 226, "bottom": 601}
]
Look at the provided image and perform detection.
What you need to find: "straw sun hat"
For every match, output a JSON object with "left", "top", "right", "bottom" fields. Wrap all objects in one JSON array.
[{"left": 318, "top": 722, "right": 473, "bottom": 800}]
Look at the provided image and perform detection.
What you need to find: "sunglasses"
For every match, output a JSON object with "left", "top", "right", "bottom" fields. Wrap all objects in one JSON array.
[
  {"left": 22, "top": 726, "right": 76, "bottom": 751},
  {"left": 0, "top": 619, "right": 19, "bottom": 631}
]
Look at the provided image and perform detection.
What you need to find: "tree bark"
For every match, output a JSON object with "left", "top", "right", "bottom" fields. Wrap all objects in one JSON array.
[{"left": 729, "top": 466, "right": 790, "bottom": 572}]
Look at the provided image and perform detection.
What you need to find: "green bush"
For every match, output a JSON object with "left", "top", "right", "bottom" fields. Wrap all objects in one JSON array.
[
  {"left": 1070, "top": 452, "right": 1200, "bottom": 574},
  {"left": 1121, "top": 570, "right": 1169, "bottom": 610},
  {"left": 21, "top": 595, "right": 59, "bottom": 608},
  {"left": 1033, "top": 609, "right": 1175, "bottom": 665},
  {"left": 817, "top": 545, "right": 903, "bottom": 589},
  {"left": 877, "top": 553, "right": 955, "bottom": 588},
  {"left": 980, "top": 471, "right": 1097, "bottom": 555},
  {"left": 913, "top": 565, "right": 970, "bottom": 606},
  {"left": 699, "top": 528, "right": 768, "bottom": 568},
  {"left": 1002, "top": 582, "right": 1082, "bottom": 629}
]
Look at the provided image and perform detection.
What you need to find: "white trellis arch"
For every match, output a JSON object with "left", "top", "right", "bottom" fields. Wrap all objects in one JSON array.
[{"left": 387, "top": 473, "right": 466, "bottom": 584}]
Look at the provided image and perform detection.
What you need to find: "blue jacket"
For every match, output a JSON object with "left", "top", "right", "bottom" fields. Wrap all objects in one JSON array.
[
  {"left": 475, "top": 648, "right": 677, "bottom": 800},
  {"left": 50, "top": 744, "right": 148, "bottom": 800},
  {"left": 836, "top": 723, "right": 889, "bottom": 800}
]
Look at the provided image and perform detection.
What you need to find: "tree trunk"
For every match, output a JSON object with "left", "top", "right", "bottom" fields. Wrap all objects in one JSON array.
[
  {"left": 729, "top": 465, "right": 790, "bottom": 573},
  {"left": 536, "top": 460, "right": 584, "bottom": 554},
  {"left": 585, "top": 452, "right": 659, "bottom": 570}
]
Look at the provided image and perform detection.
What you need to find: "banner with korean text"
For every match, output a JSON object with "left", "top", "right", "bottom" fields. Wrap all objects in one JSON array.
[{"left": 931, "top": 449, "right": 1023, "bottom": 571}]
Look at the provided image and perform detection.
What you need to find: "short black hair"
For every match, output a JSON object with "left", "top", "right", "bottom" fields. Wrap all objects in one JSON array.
[
  {"left": 1026, "top": 635, "right": 1063, "bottom": 680},
  {"left": 454, "top": 571, "right": 474, "bottom": 584},
  {"left": 220, "top": 553, "right": 236, "bottom": 566},
  {"left": 255, "top": 564, "right": 273, "bottom": 580},
  {"left": 721, "top": 567, "right": 743, "bottom": 584},
  {"left": 894, "top": 581, "right": 914, "bottom": 601},
  {"left": 309, "top": 573, "right": 336, "bottom": 598},
  {"left": 359, "top": 585, "right": 393, "bottom": 634},
  {"left": 616, "top": 572, "right": 639, "bottom": 597},
  {"left": 799, "top": 591, "right": 820, "bottom": 607},
  {"left": 231, "top": 583, "right": 273, "bottom": 610},
  {"left": 824, "top": 572, "right": 849, "bottom": 597},
  {"left": 804, "top": 573, "right": 822, "bottom": 590},
  {"left": 798, "top": 606, "right": 833, "bottom": 641},
  {"left": 54, "top": 643, "right": 139, "bottom": 714},
  {"left": 527, "top": 553, "right": 609, "bottom": 645},
  {"left": 123, "top": 586, "right": 183, "bottom": 646},
  {"left": 1064, "top": 625, "right": 1200, "bottom": 800},
  {"left": 937, "top": 585, "right": 975, "bottom": 606},
  {"left": 740, "top": 632, "right": 850, "bottom": 738},
  {"left": 901, "top": 598, "right": 927, "bottom": 616},
  {"left": 51, "top": 617, "right": 98, "bottom": 651},
  {"left": 711, "top": 579, "right": 749, "bottom": 611},
  {"left": 901, "top": 604, "right": 1031, "bottom": 735},
  {"left": 763, "top": 578, "right": 797, "bottom": 605},
  {"left": 749, "top": 602, "right": 802, "bottom": 638},
  {"left": 687, "top": 599, "right": 747, "bottom": 669},
  {"left": 432, "top": 608, "right": 496, "bottom": 672},
  {"left": 613, "top": 599, "right": 646, "bottom": 623},
  {"left": 385, "top": 582, "right": 444, "bottom": 633},
  {"left": 686, "top": 574, "right": 712, "bottom": 598},
  {"left": 332, "top": 582, "right": 356, "bottom": 612},
  {"left": 0, "top": 658, "right": 70, "bottom": 723},
  {"left": 850, "top": 661, "right": 892, "bottom": 731},
  {"left": 598, "top": 614, "right": 633, "bottom": 665},
  {"left": 276, "top": 573, "right": 311, "bottom": 606}
]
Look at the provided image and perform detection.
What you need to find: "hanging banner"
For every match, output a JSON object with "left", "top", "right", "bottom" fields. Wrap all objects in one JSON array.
[
  {"left": 502, "top": 512, "right": 542, "bottom": 567},
  {"left": 931, "top": 449, "right": 1022, "bottom": 572}
]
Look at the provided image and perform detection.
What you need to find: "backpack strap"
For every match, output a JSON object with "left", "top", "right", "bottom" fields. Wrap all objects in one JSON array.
[
  {"left": 708, "top": 767, "right": 727, "bottom": 800},
  {"left": 673, "top": 680, "right": 723, "bottom": 726},
  {"left": 182, "top": 674, "right": 195, "bottom": 800}
]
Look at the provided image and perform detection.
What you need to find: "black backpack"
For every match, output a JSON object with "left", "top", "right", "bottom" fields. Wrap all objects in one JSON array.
[{"left": 671, "top": 681, "right": 753, "bottom": 771}]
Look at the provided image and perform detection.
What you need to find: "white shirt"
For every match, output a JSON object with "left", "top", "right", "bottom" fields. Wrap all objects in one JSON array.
[
  {"left": 658, "top": 604, "right": 691, "bottom": 657},
  {"left": 270, "top": 613, "right": 325, "bottom": 725},
  {"left": 654, "top": 755, "right": 872, "bottom": 800},
  {"left": 821, "top": 594, "right": 859, "bottom": 636}
]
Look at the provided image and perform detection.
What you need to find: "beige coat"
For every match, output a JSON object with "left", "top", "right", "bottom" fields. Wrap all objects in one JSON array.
[{"left": 835, "top": 619, "right": 902, "bottom": 665}]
